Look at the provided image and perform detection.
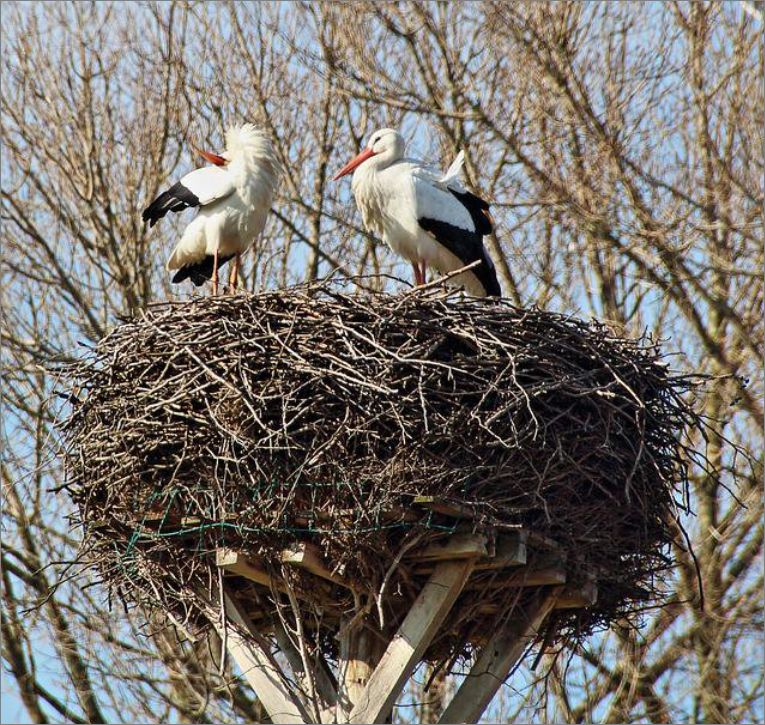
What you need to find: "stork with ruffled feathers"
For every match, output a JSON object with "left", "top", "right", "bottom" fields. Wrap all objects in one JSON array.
[
  {"left": 333, "top": 129, "right": 501, "bottom": 297},
  {"left": 143, "top": 124, "right": 279, "bottom": 294}
]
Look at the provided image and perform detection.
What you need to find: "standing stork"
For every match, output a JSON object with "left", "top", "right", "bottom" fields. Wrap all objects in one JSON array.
[
  {"left": 333, "top": 129, "right": 501, "bottom": 297},
  {"left": 142, "top": 124, "right": 279, "bottom": 294}
]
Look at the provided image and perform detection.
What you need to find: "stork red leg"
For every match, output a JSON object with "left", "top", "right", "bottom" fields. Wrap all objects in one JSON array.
[
  {"left": 229, "top": 254, "right": 240, "bottom": 292},
  {"left": 411, "top": 261, "right": 423, "bottom": 287},
  {"left": 212, "top": 245, "right": 220, "bottom": 296},
  {"left": 419, "top": 261, "right": 427, "bottom": 284}
]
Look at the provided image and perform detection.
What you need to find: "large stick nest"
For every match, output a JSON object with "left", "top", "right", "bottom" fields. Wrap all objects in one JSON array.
[{"left": 59, "top": 282, "right": 704, "bottom": 663}]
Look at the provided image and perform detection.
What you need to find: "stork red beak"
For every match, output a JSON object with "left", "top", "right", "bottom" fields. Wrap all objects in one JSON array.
[
  {"left": 333, "top": 148, "right": 377, "bottom": 180},
  {"left": 191, "top": 142, "right": 227, "bottom": 167}
]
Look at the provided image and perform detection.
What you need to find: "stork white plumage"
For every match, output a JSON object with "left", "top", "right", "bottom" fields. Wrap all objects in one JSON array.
[
  {"left": 333, "top": 129, "right": 501, "bottom": 297},
  {"left": 142, "top": 124, "right": 279, "bottom": 294}
]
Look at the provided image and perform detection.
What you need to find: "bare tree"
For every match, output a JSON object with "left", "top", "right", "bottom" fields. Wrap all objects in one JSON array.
[{"left": 2, "top": 1, "right": 762, "bottom": 723}]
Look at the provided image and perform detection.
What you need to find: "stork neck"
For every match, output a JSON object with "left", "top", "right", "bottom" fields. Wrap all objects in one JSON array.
[
  {"left": 351, "top": 160, "right": 379, "bottom": 196},
  {"left": 228, "top": 154, "right": 276, "bottom": 189}
]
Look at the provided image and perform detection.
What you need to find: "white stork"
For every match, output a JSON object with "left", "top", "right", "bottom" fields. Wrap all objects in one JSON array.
[
  {"left": 333, "top": 129, "right": 501, "bottom": 297},
  {"left": 142, "top": 124, "right": 279, "bottom": 294}
]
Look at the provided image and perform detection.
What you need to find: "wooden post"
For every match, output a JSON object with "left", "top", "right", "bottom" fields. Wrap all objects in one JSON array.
[
  {"left": 211, "top": 531, "right": 576, "bottom": 725},
  {"left": 348, "top": 559, "right": 477, "bottom": 724},
  {"left": 438, "top": 587, "right": 562, "bottom": 724},
  {"left": 217, "top": 592, "right": 311, "bottom": 724},
  {"left": 337, "top": 624, "right": 385, "bottom": 721}
]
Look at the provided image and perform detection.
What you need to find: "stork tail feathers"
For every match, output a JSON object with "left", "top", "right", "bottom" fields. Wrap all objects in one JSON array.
[
  {"left": 418, "top": 217, "right": 501, "bottom": 297},
  {"left": 441, "top": 150, "right": 465, "bottom": 183},
  {"left": 171, "top": 253, "right": 235, "bottom": 286}
]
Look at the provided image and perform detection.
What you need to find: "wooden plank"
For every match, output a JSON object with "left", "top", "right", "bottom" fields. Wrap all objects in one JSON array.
[
  {"left": 555, "top": 579, "right": 598, "bottom": 609},
  {"left": 406, "top": 533, "right": 488, "bottom": 563},
  {"left": 143, "top": 510, "right": 245, "bottom": 528},
  {"left": 526, "top": 530, "right": 563, "bottom": 551},
  {"left": 295, "top": 507, "right": 419, "bottom": 524},
  {"left": 217, "top": 592, "right": 311, "bottom": 724},
  {"left": 413, "top": 496, "right": 532, "bottom": 523},
  {"left": 467, "top": 554, "right": 567, "bottom": 589},
  {"left": 474, "top": 531, "right": 527, "bottom": 570},
  {"left": 216, "top": 548, "right": 274, "bottom": 589},
  {"left": 466, "top": 567, "right": 567, "bottom": 590},
  {"left": 466, "top": 575, "right": 595, "bottom": 625},
  {"left": 413, "top": 495, "right": 478, "bottom": 519},
  {"left": 181, "top": 513, "right": 239, "bottom": 526},
  {"left": 280, "top": 542, "right": 353, "bottom": 590},
  {"left": 378, "top": 505, "right": 420, "bottom": 523},
  {"left": 438, "top": 587, "right": 562, "bottom": 724},
  {"left": 348, "top": 558, "right": 477, "bottom": 723},
  {"left": 216, "top": 547, "right": 333, "bottom": 603},
  {"left": 505, "top": 565, "right": 567, "bottom": 587}
]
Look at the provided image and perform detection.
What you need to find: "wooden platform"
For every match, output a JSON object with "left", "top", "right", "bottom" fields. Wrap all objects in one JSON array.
[{"left": 200, "top": 505, "right": 597, "bottom": 723}]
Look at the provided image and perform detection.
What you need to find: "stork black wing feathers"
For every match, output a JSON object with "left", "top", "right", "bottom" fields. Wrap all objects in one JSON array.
[
  {"left": 142, "top": 182, "right": 200, "bottom": 228},
  {"left": 417, "top": 217, "right": 502, "bottom": 297},
  {"left": 172, "top": 254, "right": 235, "bottom": 286}
]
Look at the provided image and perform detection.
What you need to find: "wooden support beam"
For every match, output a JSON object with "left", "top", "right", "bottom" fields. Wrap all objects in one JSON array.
[
  {"left": 216, "top": 547, "right": 332, "bottom": 602},
  {"left": 295, "top": 506, "right": 419, "bottom": 526},
  {"left": 180, "top": 513, "right": 239, "bottom": 526},
  {"left": 280, "top": 542, "right": 353, "bottom": 590},
  {"left": 348, "top": 558, "right": 477, "bottom": 723},
  {"left": 217, "top": 592, "right": 311, "bottom": 724},
  {"left": 407, "top": 533, "right": 488, "bottom": 563},
  {"left": 412, "top": 496, "right": 532, "bottom": 523},
  {"left": 467, "top": 555, "right": 567, "bottom": 589},
  {"left": 438, "top": 587, "right": 562, "bottom": 724},
  {"left": 474, "top": 531, "right": 527, "bottom": 570},
  {"left": 526, "top": 530, "right": 563, "bottom": 551},
  {"left": 505, "top": 564, "right": 567, "bottom": 587},
  {"left": 415, "top": 531, "right": 526, "bottom": 576},
  {"left": 217, "top": 548, "right": 274, "bottom": 588}
]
